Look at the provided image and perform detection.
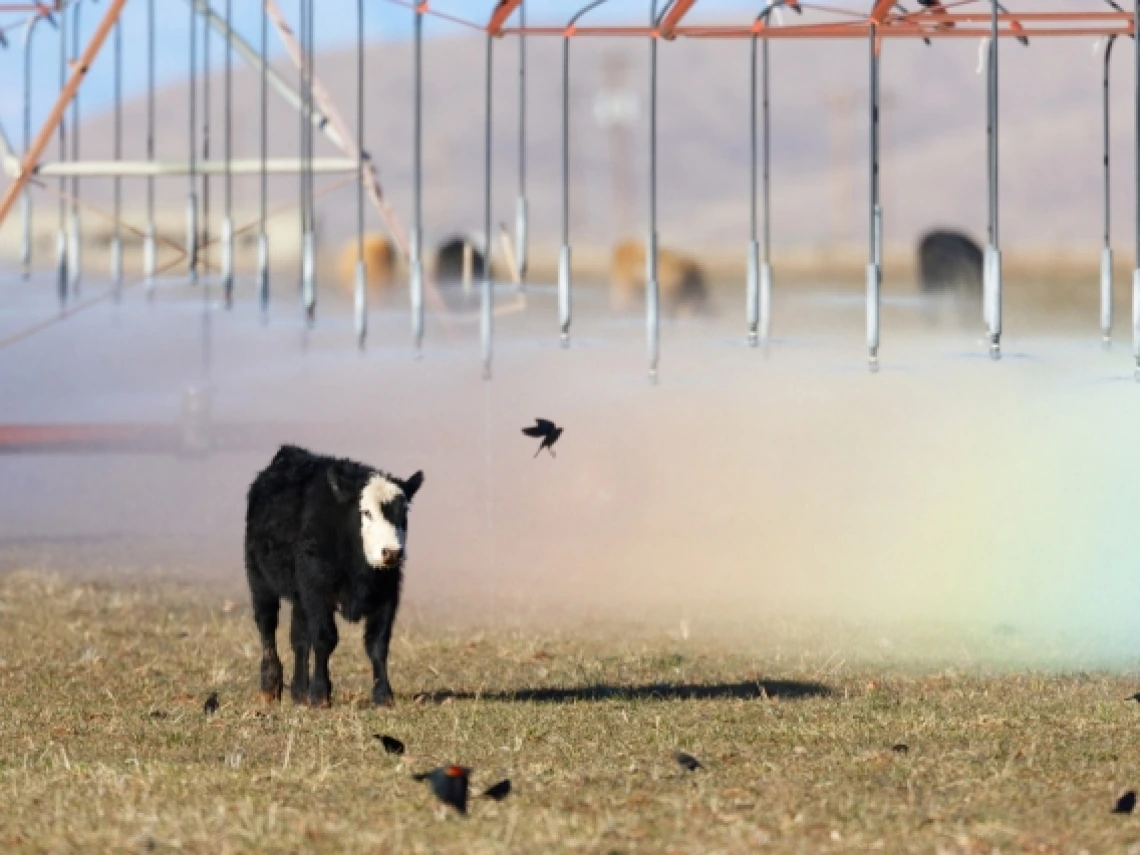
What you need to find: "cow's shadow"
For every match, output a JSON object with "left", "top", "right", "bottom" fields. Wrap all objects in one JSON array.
[{"left": 418, "top": 678, "right": 830, "bottom": 704}]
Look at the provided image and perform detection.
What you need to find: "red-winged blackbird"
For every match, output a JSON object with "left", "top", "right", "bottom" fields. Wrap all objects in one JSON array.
[
  {"left": 375, "top": 734, "right": 405, "bottom": 755},
  {"left": 521, "top": 419, "right": 563, "bottom": 458},
  {"left": 1114, "top": 791, "right": 1136, "bottom": 814},
  {"left": 414, "top": 766, "right": 470, "bottom": 814},
  {"left": 482, "top": 779, "right": 511, "bottom": 801},
  {"left": 675, "top": 751, "right": 702, "bottom": 772},
  {"left": 203, "top": 692, "right": 219, "bottom": 715}
]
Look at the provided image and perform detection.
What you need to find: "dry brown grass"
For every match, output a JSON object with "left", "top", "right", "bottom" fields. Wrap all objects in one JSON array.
[{"left": 2, "top": 572, "right": 1140, "bottom": 854}]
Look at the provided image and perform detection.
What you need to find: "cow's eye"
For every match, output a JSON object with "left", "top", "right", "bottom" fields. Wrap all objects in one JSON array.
[{"left": 362, "top": 509, "right": 372, "bottom": 520}]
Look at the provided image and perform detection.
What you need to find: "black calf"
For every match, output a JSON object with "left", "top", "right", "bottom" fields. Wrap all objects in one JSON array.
[{"left": 244, "top": 445, "right": 424, "bottom": 707}]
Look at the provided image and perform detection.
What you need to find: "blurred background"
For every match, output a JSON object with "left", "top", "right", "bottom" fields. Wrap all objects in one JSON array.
[
  {"left": 0, "top": 0, "right": 1136, "bottom": 292},
  {"left": 0, "top": 1, "right": 1139, "bottom": 670}
]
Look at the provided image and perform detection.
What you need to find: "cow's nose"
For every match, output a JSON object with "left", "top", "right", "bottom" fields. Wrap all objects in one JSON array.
[{"left": 381, "top": 547, "right": 403, "bottom": 564}]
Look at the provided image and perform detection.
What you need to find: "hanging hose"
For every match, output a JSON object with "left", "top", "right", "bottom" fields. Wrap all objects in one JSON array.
[
  {"left": 481, "top": 33, "right": 494, "bottom": 380},
  {"left": 354, "top": 0, "right": 366, "bottom": 348},
  {"left": 258, "top": 0, "right": 270, "bottom": 318},
  {"left": 57, "top": 4, "right": 67, "bottom": 307},
  {"left": 222, "top": 0, "right": 234, "bottom": 307},
  {"left": 298, "top": 0, "right": 307, "bottom": 307},
  {"left": 187, "top": 0, "right": 199, "bottom": 283},
  {"left": 747, "top": 31, "right": 759, "bottom": 346},
  {"left": 111, "top": 11, "right": 122, "bottom": 297},
  {"left": 866, "top": 25, "right": 881, "bottom": 373},
  {"left": 1103, "top": 34, "right": 1117, "bottom": 347},
  {"left": 68, "top": 0, "right": 82, "bottom": 298},
  {"left": 985, "top": 0, "right": 1002, "bottom": 359},
  {"left": 202, "top": 1, "right": 212, "bottom": 289},
  {"left": 301, "top": 0, "right": 316, "bottom": 324},
  {"left": 515, "top": 0, "right": 527, "bottom": 288},
  {"left": 411, "top": 0, "right": 424, "bottom": 349},
  {"left": 647, "top": 0, "right": 659, "bottom": 382},
  {"left": 145, "top": 0, "right": 156, "bottom": 294},
  {"left": 21, "top": 15, "right": 42, "bottom": 281}
]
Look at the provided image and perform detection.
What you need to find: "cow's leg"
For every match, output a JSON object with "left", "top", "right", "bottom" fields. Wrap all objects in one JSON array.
[
  {"left": 247, "top": 570, "right": 283, "bottom": 703},
  {"left": 300, "top": 592, "right": 338, "bottom": 708},
  {"left": 363, "top": 597, "right": 399, "bottom": 707},
  {"left": 289, "top": 602, "right": 310, "bottom": 705}
]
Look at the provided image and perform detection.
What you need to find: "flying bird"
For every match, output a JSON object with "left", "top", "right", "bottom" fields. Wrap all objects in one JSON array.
[
  {"left": 1114, "top": 791, "right": 1136, "bottom": 814},
  {"left": 481, "top": 779, "right": 512, "bottom": 801},
  {"left": 414, "top": 765, "right": 470, "bottom": 814},
  {"left": 675, "top": 751, "right": 703, "bottom": 772},
  {"left": 375, "top": 734, "right": 405, "bottom": 755},
  {"left": 203, "top": 692, "right": 219, "bottom": 715},
  {"left": 521, "top": 418, "right": 563, "bottom": 458}
]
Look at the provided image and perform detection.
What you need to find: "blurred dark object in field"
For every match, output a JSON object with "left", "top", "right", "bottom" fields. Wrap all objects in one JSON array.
[
  {"left": 481, "top": 779, "right": 511, "bottom": 801},
  {"left": 376, "top": 734, "right": 405, "bottom": 755},
  {"left": 1113, "top": 791, "right": 1136, "bottom": 814},
  {"left": 675, "top": 751, "right": 702, "bottom": 771},
  {"left": 414, "top": 765, "right": 470, "bottom": 814},
  {"left": 917, "top": 229, "right": 983, "bottom": 327}
]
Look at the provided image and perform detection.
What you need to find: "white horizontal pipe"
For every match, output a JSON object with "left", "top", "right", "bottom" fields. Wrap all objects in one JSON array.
[{"left": 10, "top": 157, "right": 359, "bottom": 179}]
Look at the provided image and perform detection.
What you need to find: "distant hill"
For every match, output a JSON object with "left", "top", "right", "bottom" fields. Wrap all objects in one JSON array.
[{"left": 4, "top": 19, "right": 1135, "bottom": 263}]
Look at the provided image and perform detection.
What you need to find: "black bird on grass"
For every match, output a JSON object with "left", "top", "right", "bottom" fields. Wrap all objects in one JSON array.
[
  {"left": 414, "top": 766, "right": 470, "bottom": 814},
  {"left": 521, "top": 418, "right": 563, "bottom": 458},
  {"left": 1127, "top": 692, "right": 1140, "bottom": 702},
  {"left": 203, "top": 692, "right": 219, "bottom": 715},
  {"left": 375, "top": 734, "right": 405, "bottom": 755},
  {"left": 675, "top": 751, "right": 702, "bottom": 772},
  {"left": 1114, "top": 791, "right": 1136, "bottom": 814},
  {"left": 891, "top": 744, "right": 909, "bottom": 755},
  {"left": 481, "top": 779, "right": 512, "bottom": 801}
]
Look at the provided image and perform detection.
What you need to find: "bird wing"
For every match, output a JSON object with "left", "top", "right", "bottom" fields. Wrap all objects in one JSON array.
[
  {"left": 533, "top": 418, "right": 556, "bottom": 432},
  {"left": 521, "top": 426, "right": 545, "bottom": 438}
]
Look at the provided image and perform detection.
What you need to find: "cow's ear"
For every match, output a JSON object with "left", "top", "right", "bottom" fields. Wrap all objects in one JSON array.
[
  {"left": 401, "top": 471, "right": 424, "bottom": 501},
  {"left": 326, "top": 467, "right": 353, "bottom": 504}
]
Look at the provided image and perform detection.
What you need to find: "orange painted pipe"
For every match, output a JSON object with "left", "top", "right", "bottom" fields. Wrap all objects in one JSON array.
[
  {"left": 487, "top": 0, "right": 523, "bottom": 37},
  {"left": 0, "top": 0, "right": 127, "bottom": 231},
  {"left": 658, "top": 0, "right": 699, "bottom": 40}
]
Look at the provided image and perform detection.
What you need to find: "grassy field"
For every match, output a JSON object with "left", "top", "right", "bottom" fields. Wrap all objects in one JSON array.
[{"left": 2, "top": 572, "right": 1140, "bottom": 854}]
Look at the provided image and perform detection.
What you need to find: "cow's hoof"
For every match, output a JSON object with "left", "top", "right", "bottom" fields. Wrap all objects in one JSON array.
[
  {"left": 290, "top": 685, "right": 309, "bottom": 705},
  {"left": 260, "top": 655, "right": 284, "bottom": 700},
  {"left": 259, "top": 689, "right": 281, "bottom": 704},
  {"left": 372, "top": 694, "right": 395, "bottom": 709},
  {"left": 309, "top": 684, "right": 332, "bottom": 708}
]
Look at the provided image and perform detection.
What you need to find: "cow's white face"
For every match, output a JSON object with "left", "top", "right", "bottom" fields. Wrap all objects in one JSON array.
[{"left": 358, "top": 475, "right": 408, "bottom": 569}]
